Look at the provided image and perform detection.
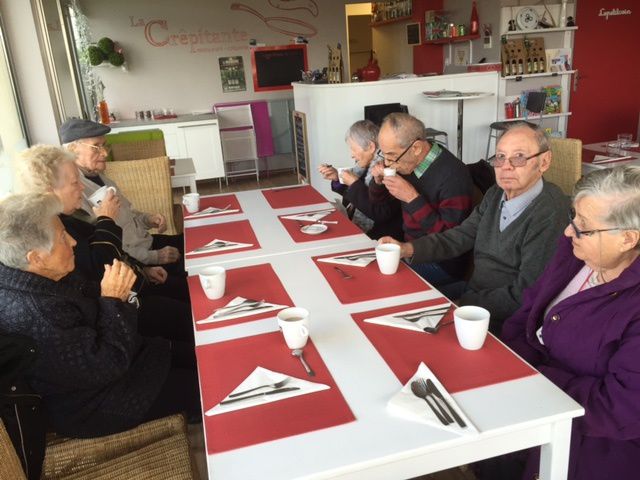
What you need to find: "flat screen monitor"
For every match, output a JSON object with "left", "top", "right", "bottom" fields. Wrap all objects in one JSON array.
[
  {"left": 251, "top": 44, "right": 308, "bottom": 92},
  {"left": 364, "top": 103, "right": 408, "bottom": 126}
]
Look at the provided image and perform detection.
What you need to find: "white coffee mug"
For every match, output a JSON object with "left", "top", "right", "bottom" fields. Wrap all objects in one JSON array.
[
  {"left": 383, "top": 167, "right": 397, "bottom": 177},
  {"left": 453, "top": 306, "right": 490, "bottom": 350},
  {"left": 277, "top": 307, "right": 310, "bottom": 349},
  {"left": 375, "top": 243, "right": 401, "bottom": 275},
  {"left": 198, "top": 265, "right": 226, "bottom": 300},
  {"left": 88, "top": 186, "right": 117, "bottom": 207},
  {"left": 182, "top": 193, "right": 200, "bottom": 214},
  {"left": 337, "top": 167, "right": 352, "bottom": 184}
]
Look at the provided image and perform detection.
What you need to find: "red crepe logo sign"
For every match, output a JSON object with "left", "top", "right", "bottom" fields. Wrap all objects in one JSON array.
[
  {"left": 230, "top": 1, "right": 318, "bottom": 38},
  {"left": 137, "top": 18, "right": 249, "bottom": 53}
]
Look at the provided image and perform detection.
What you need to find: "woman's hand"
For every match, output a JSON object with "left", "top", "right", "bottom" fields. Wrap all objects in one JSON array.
[
  {"left": 341, "top": 170, "right": 358, "bottom": 186},
  {"left": 93, "top": 190, "right": 120, "bottom": 219},
  {"left": 101, "top": 259, "right": 136, "bottom": 301},
  {"left": 318, "top": 164, "right": 339, "bottom": 181},
  {"left": 371, "top": 163, "right": 385, "bottom": 184},
  {"left": 143, "top": 266, "right": 168, "bottom": 285},
  {"left": 156, "top": 246, "right": 180, "bottom": 264},
  {"left": 378, "top": 237, "right": 414, "bottom": 258}
]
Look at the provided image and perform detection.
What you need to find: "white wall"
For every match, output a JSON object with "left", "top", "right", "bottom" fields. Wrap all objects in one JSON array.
[{"left": 82, "top": 0, "right": 350, "bottom": 120}]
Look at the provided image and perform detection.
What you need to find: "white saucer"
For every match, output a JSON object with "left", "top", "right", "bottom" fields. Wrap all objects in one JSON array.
[{"left": 300, "top": 224, "right": 328, "bottom": 235}]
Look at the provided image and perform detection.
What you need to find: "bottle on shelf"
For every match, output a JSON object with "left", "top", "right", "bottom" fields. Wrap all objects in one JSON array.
[
  {"left": 517, "top": 59, "right": 524, "bottom": 75},
  {"left": 98, "top": 100, "right": 110, "bottom": 125},
  {"left": 470, "top": 1, "right": 479, "bottom": 35}
]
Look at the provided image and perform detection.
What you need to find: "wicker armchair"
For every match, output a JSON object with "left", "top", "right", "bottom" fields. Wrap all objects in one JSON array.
[
  {"left": 1, "top": 415, "right": 196, "bottom": 480},
  {"left": 546, "top": 137, "right": 582, "bottom": 196},
  {"left": 105, "top": 156, "right": 179, "bottom": 234},
  {"left": 110, "top": 139, "right": 167, "bottom": 162}
]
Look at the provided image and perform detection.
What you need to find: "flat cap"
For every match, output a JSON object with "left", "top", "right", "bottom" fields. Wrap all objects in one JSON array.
[{"left": 59, "top": 118, "right": 111, "bottom": 143}]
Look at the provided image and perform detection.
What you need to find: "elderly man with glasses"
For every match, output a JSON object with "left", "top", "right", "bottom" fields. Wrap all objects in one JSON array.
[
  {"left": 380, "top": 122, "right": 569, "bottom": 334},
  {"left": 59, "top": 119, "right": 183, "bottom": 271},
  {"left": 370, "top": 112, "right": 474, "bottom": 290}
]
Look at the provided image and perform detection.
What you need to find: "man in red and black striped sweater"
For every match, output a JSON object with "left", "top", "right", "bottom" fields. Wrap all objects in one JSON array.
[{"left": 370, "top": 113, "right": 473, "bottom": 289}]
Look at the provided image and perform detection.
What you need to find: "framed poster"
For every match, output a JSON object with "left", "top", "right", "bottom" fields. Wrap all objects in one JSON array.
[
  {"left": 406, "top": 23, "right": 421, "bottom": 45},
  {"left": 219, "top": 56, "right": 246, "bottom": 93},
  {"left": 292, "top": 111, "right": 310, "bottom": 184}
]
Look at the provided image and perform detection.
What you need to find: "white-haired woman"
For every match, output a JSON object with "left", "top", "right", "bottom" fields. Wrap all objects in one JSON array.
[
  {"left": 501, "top": 166, "right": 640, "bottom": 480},
  {"left": 15, "top": 145, "right": 193, "bottom": 344},
  {"left": 0, "top": 194, "right": 199, "bottom": 437},
  {"left": 318, "top": 120, "right": 403, "bottom": 240}
]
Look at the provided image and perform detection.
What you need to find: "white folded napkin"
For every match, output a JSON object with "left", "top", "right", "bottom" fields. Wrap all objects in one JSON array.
[
  {"left": 387, "top": 362, "right": 477, "bottom": 435},
  {"left": 280, "top": 209, "right": 334, "bottom": 222},
  {"left": 196, "top": 296, "right": 289, "bottom": 324},
  {"left": 364, "top": 303, "right": 451, "bottom": 333},
  {"left": 317, "top": 250, "right": 377, "bottom": 267},
  {"left": 185, "top": 206, "right": 240, "bottom": 218},
  {"left": 206, "top": 366, "right": 329, "bottom": 416},
  {"left": 185, "top": 238, "right": 252, "bottom": 256}
]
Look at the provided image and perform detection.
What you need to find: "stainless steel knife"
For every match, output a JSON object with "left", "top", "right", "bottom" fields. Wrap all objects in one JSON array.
[{"left": 220, "top": 387, "right": 300, "bottom": 405}]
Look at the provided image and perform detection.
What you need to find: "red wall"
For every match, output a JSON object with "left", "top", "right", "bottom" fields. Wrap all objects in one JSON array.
[{"left": 412, "top": 0, "right": 444, "bottom": 74}]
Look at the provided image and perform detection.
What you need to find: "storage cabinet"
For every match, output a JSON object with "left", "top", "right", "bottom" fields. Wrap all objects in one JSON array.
[
  {"left": 110, "top": 115, "right": 224, "bottom": 181},
  {"left": 495, "top": 4, "right": 577, "bottom": 146}
]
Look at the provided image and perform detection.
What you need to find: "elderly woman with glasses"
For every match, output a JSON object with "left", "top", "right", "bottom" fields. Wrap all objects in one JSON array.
[
  {"left": 500, "top": 165, "right": 640, "bottom": 480},
  {"left": 15, "top": 145, "right": 193, "bottom": 344},
  {"left": 0, "top": 194, "right": 200, "bottom": 438},
  {"left": 380, "top": 122, "right": 569, "bottom": 333},
  {"left": 318, "top": 120, "right": 403, "bottom": 240}
]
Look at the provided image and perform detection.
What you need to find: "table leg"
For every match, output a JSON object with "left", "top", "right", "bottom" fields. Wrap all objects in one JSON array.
[
  {"left": 189, "top": 177, "right": 198, "bottom": 193},
  {"left": 456, "top": 99, "right": 464, "bottom": 160},
  {"left": 538, "top": 418, "right": 572, "bottom": 480}
]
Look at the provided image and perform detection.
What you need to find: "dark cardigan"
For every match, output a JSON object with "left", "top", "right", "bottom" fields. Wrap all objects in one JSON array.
[{"left": 0, "top": 264, "right": 170, "bottom": 438}]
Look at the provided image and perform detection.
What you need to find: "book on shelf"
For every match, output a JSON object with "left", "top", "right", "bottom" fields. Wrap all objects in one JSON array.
[{"left": 545, "top": 48, "right": 572, "bottom": 72}]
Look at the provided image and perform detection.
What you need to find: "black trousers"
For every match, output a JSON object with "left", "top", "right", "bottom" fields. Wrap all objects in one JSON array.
[
  {"left": 137, "top": 295, "right": 194, "bottom": 344},
  {"left": 152, "top": 233, "right": 185, "bottom": 275},
  {"left": 143, "top": 345, "right": 201, "bottom": 423}
]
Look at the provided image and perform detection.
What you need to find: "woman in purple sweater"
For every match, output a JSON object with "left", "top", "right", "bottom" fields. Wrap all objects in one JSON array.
[{"left": 501, "top": 165, "right": 640, "bottom": 480}]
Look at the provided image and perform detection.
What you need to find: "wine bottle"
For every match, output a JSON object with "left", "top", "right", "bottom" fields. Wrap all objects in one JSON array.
[{"left": 470, "top": 1, "right": 479, "bottom": 35}]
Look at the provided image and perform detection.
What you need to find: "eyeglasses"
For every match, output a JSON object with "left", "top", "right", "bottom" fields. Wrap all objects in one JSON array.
[
  {"left": 489, "top": 149, "right": 548, "bottom": 168},
  {"left": 78, "top": 142, "right": 110, "bottom": 153},
  {"left": 379, "top": 139, "right": 419, "bottom": 165},
  {"left": 568, "top": 208, "right": 621, "bottom": 239}
]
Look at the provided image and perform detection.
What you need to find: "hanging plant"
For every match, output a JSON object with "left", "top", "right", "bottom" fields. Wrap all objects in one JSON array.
[{"left": 85, "top": 36, "right": 127, "bottom": 69}]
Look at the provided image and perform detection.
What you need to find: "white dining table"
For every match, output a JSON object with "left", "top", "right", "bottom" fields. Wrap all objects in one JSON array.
[
  {"left": 581, "top": 141, "right": 640, "bottom": 175},
  {"left": 185, "top": 186, "right": 584, "bottom": 480}
]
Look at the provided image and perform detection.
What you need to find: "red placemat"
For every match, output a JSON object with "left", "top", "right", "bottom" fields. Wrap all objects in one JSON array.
[
  {"left": 312, "top": 250, "right": 429, "bottom": 304},
  {"left": 197, "top": 332, "right": 355, "bottom": 453},
  {"left": 188, "top": 263, "right": 293, "bottom": 331},
  {"left": 262, "top": 185, "right": 328, "bottom": 209},
  {"left": 278, "top": 209, "right": 362, "bottom": 242},
  {"left": 184, "top": 220, "right": 260, "bottom": 259},
  {"left": 182, "top": 194, "right": 242, "bottom": 218},
  {"left": 352, "top": 300, "right": 536, "bottom": 393}
]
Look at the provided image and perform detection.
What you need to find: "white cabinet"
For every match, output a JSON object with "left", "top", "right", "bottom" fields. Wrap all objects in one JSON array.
[
  {"left": 496, "top": 5, "right": 577, "bottom": 143},
  {"left": 110, "top": 115, "right": 224, "bottom": 181},
  {"left": 178, "top": 122, "right": 225, "bottom": 180}
]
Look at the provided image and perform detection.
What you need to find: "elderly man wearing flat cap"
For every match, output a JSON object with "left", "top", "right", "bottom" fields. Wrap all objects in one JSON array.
[{"left": 59, "top": 118, "right": 183, "bottom": 271}]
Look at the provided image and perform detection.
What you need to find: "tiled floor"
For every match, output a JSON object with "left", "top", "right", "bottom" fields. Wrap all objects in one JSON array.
[{"left": 182, "top": 170, "right": 476, "bottom": 480}]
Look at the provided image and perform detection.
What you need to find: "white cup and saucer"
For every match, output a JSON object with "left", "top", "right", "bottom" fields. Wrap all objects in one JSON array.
[
  {"left": 183, "top": 193, "right": 201, "bottom": 214},
  {"left": 277, "top": 307, "right": 310, "bottom": 349}
]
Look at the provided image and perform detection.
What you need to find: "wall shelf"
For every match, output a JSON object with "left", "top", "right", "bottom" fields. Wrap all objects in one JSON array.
[
  {"left": 423, "top": 34, "right": 480, "bottom": 45},
  {"left": 501, "top": 112, "right": 572, "bottom": 123},
  {"left": 504, "top": 70, "right": 576, "bottom": 81},
  {"left": 502, "top": 26, "right": 578, "bottom": 37},
  {"left": 370, "top": 15, "right": 412, "bottom": 27}
]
